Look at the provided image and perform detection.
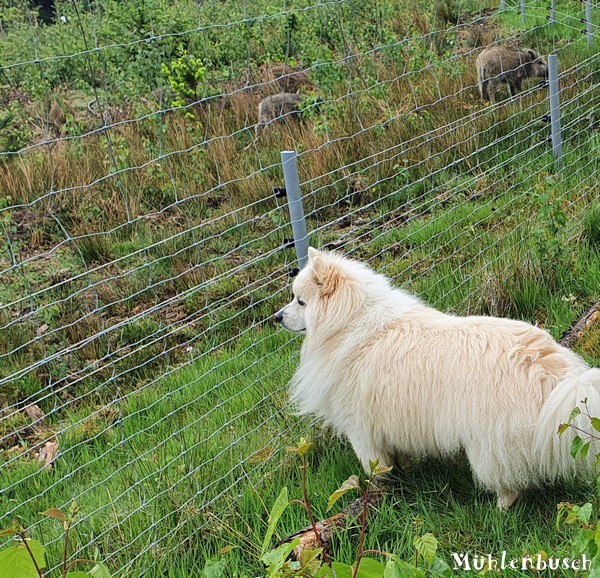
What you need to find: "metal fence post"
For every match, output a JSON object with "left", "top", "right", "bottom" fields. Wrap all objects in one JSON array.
[
  {"left": 521, "top": 0, "right": 526, "bottom": 25},
  {"left": 586, "top": 1, "right": 593, "bottom": 47},
  {"left": 547, "top": 54, "right": 563, "bottom": 168},
  {"left": 281, "top": 150, "right": 309, "bottom": 268}
]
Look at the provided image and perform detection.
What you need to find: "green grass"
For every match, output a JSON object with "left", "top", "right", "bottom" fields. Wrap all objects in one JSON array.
[
  {"left": 5, "top": 323, "right": 598, "bottom": 577},
  {"left": 1, "top": 0, "right": 600, "bottom": 576},
  {"left": 2, "top": 158, "right": 600, "bottom": 574}
]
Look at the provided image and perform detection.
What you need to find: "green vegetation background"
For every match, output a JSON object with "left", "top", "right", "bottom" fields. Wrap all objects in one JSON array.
[{"left": 0, "top": 0, "right": 599, "bottom": 576}]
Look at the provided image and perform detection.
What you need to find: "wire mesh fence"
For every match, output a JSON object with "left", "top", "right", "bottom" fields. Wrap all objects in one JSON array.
[{"left": 0, "top": 0, "right": 599, "bottom": 575}]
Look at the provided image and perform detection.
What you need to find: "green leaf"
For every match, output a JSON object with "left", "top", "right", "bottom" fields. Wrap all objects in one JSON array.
[
  {"left": 331, "top": 561, "right": 354, "bottom": 578},
  {"left": 260, "top": 487, "right": 289, "bottom": 555},
  {"left": 371, "top": 465, "right": 393, "bottom": 478},
  {"left": 571, "top": 436, "right": 584, "bottom": 460},
  {"left": 354, "top": 557, "right": 386, "bottom": 578},
  {"left": 556, "top": 502, "right": 570, "bottom": 528},
  {"left": 317, "top": 564, "right": 334, "bottom": 577},
  {"left": 573, "top": 528, "right": 594, "bottom": 555},
  {"left": 261, "top": 539, "right": 300, "bottom": 577},
  {"left": 298, "top": 547, "right": 323, "bottom": 570},
  {"left": 594, "top": 523, "right": 600, "bottom": 553},
  {"left": 24, "top": 540, "right": 46, "bottom": 570},
  {"left": 287, "top": 439, "right": 313, "bottom": 456},
  {"left": 428, "top": 557, "right": 453, "bottom": 577},
  {"left": 581, "top": 442, "right": 592, "bottom": 461},
  {"left": 384, "top": 555, "right": 426, "bottom": 578},
  {"left": 0, "top": 542, "right": 45, "bottom": 578},
  {"left": 557, "top": 423, "right": 569, "bottom": 436},
  {"left": 573, "top": 503, "right": 593, "bottom": 525},
  {"left": 326, "top": 475, "right": 361, "bottom": 512},
  {"left": 414, "top": 533, "right": 438, "bottom": 564},
  {"left": 589, "top": 564, "right": 600, "bottom": 578},
  {"left": 0, "top": 530, "right": 18, "bottom": 538},
  {"left": 202, "top": 558, "right": 226, "bottom": 578},
  {"left": 569, "top": 407, "right": 582, "bottom": 422},
  {"left": 65, "top": 573, "right": 90, "bottom": 578},
  {"left": 89, "top": 562, "right": 113, "bottom": 578},
  {"left": 592, "top": 418, "right": 600, "bottom": 432},
  {"left": 68, "top": 502, "right": 80, "bottom": 518},
  {"left": 40, "top": 508, "right": 66, "bottom": 522}
]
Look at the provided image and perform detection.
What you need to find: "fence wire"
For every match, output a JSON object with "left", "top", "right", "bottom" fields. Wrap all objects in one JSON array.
[{"left": 0, "top": 0, "right": 599, "bottom": 575}]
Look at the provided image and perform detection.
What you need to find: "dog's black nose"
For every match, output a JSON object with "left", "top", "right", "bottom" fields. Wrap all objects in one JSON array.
[{"left": 274, "top": 311, "right": 284, "bottom": 324}]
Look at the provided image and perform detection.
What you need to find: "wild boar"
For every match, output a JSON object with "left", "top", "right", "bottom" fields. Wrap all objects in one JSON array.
[
  {"left": 257, "top": 92, "right": 304, "bottom": 129},
  {"left": 260, "top": 63, "right": 313, "bottom": 93},
  {"left": 476, "top": 46, "right": 548, "bottom": 103}
]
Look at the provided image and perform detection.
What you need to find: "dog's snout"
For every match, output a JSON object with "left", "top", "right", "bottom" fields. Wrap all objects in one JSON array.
[{"left": 274, "top": 310, "right": 284, "bottom": 324}]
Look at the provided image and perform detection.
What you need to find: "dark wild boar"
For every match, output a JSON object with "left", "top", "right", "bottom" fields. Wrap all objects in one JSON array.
[{"left": 476, "top": 46, "right": 548, "bottom": 103}]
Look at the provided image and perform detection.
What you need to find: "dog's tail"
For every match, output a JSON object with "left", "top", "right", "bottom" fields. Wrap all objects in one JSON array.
[{"left": 534, "top": 367, "right": 600, "bottom": 480}]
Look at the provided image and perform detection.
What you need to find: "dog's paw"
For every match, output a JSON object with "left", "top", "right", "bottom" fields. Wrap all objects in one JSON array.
[{"left": 496, "top": 490, "right": 520, "bottom": 510}]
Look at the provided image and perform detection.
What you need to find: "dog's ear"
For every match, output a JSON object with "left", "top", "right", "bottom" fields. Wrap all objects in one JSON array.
[
  {"left": 307, "top": 247, "right": 321, "bottom": 261},
  {"left": 311, "top": 254, "right": 343, "bottom": 298}
]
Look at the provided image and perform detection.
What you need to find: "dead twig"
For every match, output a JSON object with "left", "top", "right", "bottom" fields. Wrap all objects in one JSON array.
[{"left": 560, "top": 300, "right": 600, "bottom": 348}]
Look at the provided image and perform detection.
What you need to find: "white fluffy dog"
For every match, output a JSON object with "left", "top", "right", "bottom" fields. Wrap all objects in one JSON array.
[{"left": 275, "top": 248, "right": 600, "bottom": 509}]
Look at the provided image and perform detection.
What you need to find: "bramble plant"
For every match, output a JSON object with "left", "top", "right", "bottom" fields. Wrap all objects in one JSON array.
[
  {"left": 532, "top": 174, "right": 568, "bottom": 263},
  {"left": 0, "top": 503, "right": 113, "bottom": 578},
  {"left": 557, "top": 401, "right": 600, "bottom": 575},
  {"left": 202, "top": 439, "right": 451, "bottom": 578}
]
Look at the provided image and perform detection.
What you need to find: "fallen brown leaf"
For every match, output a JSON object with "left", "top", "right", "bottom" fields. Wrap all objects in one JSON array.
[
  {"left": 38, "top": 440, "right": 59, "bottom": 469},
  {"left": 24, "top": 404, "right": 45, "bottom": 426}
]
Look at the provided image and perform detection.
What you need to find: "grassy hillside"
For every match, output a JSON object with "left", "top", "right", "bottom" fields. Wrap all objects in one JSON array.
[{"left": 0, "top": 0, "right": 599, "bottom": 576}]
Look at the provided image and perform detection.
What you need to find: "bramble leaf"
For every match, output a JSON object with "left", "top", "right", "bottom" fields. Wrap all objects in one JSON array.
[
  {"left": 202, "top": 558, "right": 226, "bottom": 578},
  {"left": 384, "top": 554, "right": 427, "bottom": 578},
  {"left": 287, "top": 439, "right": 313, "bottom": 456},
  {"left": 331, "top": 561, "right": 353, "bottom": 578},
  {"left": 24, "top": 540, "right": 46, "bottom": 570},
  {"left": 581, "top": 442, "right": 591, "bottom": 461},
  {"left": 261, "top": 487, "right": 289, "bottom": 555},
  {"left": 261, "top": 539, "right": 300, "bottom": 577},
  {"left": 326, "top": 475, "right": 361, "bottom": 512},
  {"left": 573, "top": 503, "right": 593, "bottom": 525},
  {"left": 298, "top": 547, "right": 323, "bottom": 571},
  {"left": 0, "top": 539, "right": 46, "bottom": 578},
  {"left": 354, "top": 557, "right": 386, "bottom": 578},
  {"left": 570, "top": 436, "right": 584, "bottom": 460},
  {"left": 371, "top": 465, "right": 393, "bottom": 478},
  {"left": 414, "top": 533, "right": 438, "bottom": 564},
  {"left": 40, "top": 509, "right": 66, "bottom": 522},
  {"left": 89, "top": 562, "right": 113, "bottom": 578}
]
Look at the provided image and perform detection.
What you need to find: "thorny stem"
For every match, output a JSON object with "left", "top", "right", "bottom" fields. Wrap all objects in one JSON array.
[
  {"left": 66, "top": 558, "right": 97, "bottom": 571},
  {"left": 351, "top": 475, "right": 373, "bottom": 578},
  {"left": 567, "top": 422, "right": 600, "bottom": 442},
  {"left": 290, "top": 453, "right": 331, "bottom": 566},
  {"left": 301, "top": 453, "right": 322, "bottom": 547},
  {"left": 62, "top": 521, "right": 71, "bottom": 578},
  {"left": 361, "top": 549, "right": 390, "bottom": 558},
  {"left": 18, "top": 532, "right": 44, "bottom": 578}
]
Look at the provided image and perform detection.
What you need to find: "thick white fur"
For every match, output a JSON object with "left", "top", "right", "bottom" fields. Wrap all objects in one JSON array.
[{"left": 275, "top": 248, "right": 600, "bottom": 509}]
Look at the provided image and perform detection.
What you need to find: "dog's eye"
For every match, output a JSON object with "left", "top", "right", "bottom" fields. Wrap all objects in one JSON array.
[{"left": 297, "top": 298, "right": 306, "bottom": 306}]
